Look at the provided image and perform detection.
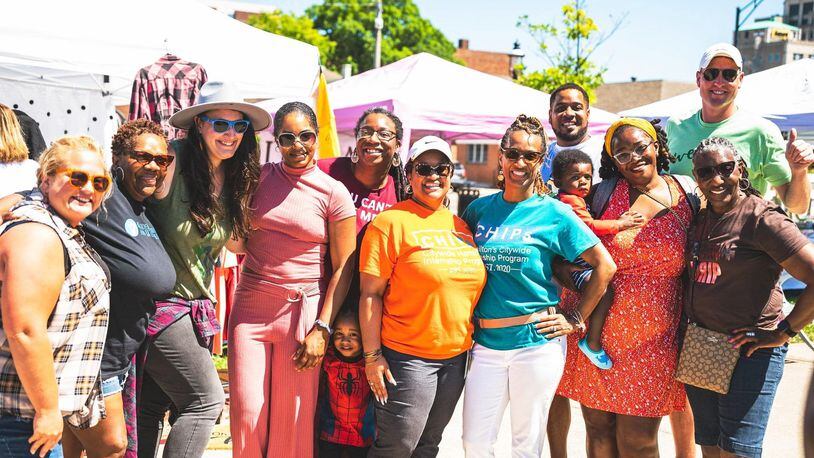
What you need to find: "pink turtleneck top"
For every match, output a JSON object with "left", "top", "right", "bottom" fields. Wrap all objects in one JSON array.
[{"left": 244, "top": 162, "right": 356, "bottom": 283}]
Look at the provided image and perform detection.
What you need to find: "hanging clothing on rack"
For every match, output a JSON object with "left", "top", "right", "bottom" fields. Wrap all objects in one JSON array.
[{"left": 128, "top": 54, "right": 208, "bottom": 140}]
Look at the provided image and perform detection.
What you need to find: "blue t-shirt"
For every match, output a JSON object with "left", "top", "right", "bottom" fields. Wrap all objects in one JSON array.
[{"left": 462, "top": 192, "right": 599, "bottom": 350}]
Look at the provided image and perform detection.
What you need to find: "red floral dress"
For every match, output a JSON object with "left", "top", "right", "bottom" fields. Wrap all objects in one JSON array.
[{"left": 557, "top": 177, "right": 689, "bottom": 417}]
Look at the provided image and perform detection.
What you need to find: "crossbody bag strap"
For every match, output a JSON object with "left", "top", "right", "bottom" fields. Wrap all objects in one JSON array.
[{"left": 588, "top": 176, "right": 619, "bottom": 219}]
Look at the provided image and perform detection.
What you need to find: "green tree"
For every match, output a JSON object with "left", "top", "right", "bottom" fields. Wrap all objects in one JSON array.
[
  {"left": 516, "top": 0, "right": 625, "bottom": 100},
  {"left": 306, "top": 0, "right": 458, "bottom": 73},
  {"left": 247, "top": 10, "right": 336, "bottom": 65}
]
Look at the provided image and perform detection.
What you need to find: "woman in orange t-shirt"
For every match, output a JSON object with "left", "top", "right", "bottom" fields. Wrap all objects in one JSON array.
[{"left": 359, "top": 135, "right": 486, "bottom": 457}]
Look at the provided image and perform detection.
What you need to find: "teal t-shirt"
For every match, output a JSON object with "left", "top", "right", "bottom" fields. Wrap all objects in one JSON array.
[
  {"left": 666, "top": 109, "right": 791, "bottom": 195},
  {"left": 461, "top": 192, "right": 599, "bottom": 350}
]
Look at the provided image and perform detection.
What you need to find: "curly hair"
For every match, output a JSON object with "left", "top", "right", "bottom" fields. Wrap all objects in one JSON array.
[
  {"left": 692, "top": 136, "right": 761, "bottom": 198},
  {"left": 598, "top": 119, "right": 676, "bottom": 180},
  {"left": 353, "top": 107, "right": 408, "bottom": 202},
  {"left": 177, "top": 117, "right": 259, "bottom": 239},
  {"left": 551, "top": 149, "right": 593, "bottom": 181},
  {"left": 498, "top": 114, "right": 549, "bottom": 196},
  {"left": 111, "top": 119, "right": 167, "bottom": 157}
]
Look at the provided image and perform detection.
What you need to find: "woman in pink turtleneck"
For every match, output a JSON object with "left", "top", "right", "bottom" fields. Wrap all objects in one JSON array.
[{"left": 227, "top": 102, "right": 356, "bottom": 458}]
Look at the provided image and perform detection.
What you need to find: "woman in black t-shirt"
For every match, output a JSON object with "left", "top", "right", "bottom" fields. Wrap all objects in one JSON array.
[{"left": 687, "top": 136, "right": 814, "bottom": 458}]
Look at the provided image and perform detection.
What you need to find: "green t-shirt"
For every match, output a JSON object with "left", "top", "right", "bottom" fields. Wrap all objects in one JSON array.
[
  {"left": 146, "top": 146, "right": 232, "bottom": 301},
  {"left": 666, "top": 109, "right": 791, "bottom": 195}
]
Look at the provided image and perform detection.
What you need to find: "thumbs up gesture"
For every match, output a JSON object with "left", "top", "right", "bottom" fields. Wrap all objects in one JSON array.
[{"left": 785, "top": 128, "right": 814, "bottom": 172}]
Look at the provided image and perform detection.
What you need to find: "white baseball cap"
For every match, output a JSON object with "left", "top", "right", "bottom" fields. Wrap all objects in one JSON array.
[
  {"left": 699, "top": 43, "right": 743, "bottom": 70},
  {"left": 408, "top": 135, "right": 454, "bottom": 163}
]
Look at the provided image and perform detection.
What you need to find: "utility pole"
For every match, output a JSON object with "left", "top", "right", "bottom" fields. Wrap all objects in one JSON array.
[
  {"left": 374, "top": 0, "right": 383, "bottom": 68},
  {"left": 575, "top": 0, "right": 582, "bottom": 73}
]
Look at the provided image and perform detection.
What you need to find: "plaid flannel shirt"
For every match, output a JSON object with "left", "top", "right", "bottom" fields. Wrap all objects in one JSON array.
[{"left": 0, "top": 201, "right": 110, "bottom": 428}]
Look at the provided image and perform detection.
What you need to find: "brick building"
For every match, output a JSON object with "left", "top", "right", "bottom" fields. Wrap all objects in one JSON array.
[
  {"left": 594, "top": 80, "right": 696, "bottom": 114},
  {"left": 453, "top": 39, "right": 524, "bottom": 80}
]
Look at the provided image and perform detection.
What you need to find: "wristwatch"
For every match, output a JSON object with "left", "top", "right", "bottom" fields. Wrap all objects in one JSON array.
[
  {"left": 777, "top": 319, "right": 798, "bottom": 338},
  {"left": 313, "top": 319, "right": 332, "bottom": 335}
]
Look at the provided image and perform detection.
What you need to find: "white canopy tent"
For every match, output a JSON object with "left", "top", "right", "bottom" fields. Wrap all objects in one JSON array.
[
  {"left": 621, "top": 59, "right": 814, "bottom": 140},
  {"left": 258, "top": 53, "right": 619, "bottom": 161},
  {"left": 0, "top": 0, "right": 321, "bottom": 150}
]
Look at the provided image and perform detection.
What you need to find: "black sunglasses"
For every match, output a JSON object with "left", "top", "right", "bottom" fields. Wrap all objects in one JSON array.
[
  {"left": 277, "top": 130, "right": 317, "bottom": 148},
  {"left": 702, "top": 68, "right": 739, "bottom": 83},
  {"left": 130, "top": 151, "right": 175, "bottom": 169},
  {"left": 695, "top": 161, "right": 737, "bottom": 181},
  {"left": 413, "top": 162, "right": 452, "bottom": 177},
  {"left": 502, "top": 148, "right": 542, "bottom": 163}
]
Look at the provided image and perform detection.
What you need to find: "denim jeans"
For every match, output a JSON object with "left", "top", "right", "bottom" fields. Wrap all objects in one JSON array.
[
  {"left": 137, "top": 315, "right": 225, "bottom": 458},
  {"left": 0, "top": 417, "right": 62, "bottom": 457},
  {"left": 369, "top": 347, "right": 467, "bottom": 458},
  {"left": 686, "top": 344, "right": 787, "bottom": 458}
]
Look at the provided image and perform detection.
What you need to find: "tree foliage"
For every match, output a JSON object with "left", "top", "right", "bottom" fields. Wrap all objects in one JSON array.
[
  {"left": 515, "top": 0, "right": 625, "bottom": 100},
  {"left": 305, "top": 0, "right": 458, "bottom": 73},
  {"left": 247, "top": 10, "right": 336, "bottom": 66}
]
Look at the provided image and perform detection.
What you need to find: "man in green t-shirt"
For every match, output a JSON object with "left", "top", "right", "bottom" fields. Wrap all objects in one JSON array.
[{"left": 667, "top": 43, "right": 814, "bottom": 214}]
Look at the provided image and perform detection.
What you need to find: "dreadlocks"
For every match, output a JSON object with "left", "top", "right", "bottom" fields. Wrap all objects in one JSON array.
[
  {"left": 693, "top": 136, "right": 762, "bottom": 198},
  {"left": 599, "top": 119, "right": 675, "bottom": 180},
  {"left": 353, "top": 107, "right": 409, "bottom": 201},
  {"left": 498, "top": 114, "right": 549, "bottom": 196}
]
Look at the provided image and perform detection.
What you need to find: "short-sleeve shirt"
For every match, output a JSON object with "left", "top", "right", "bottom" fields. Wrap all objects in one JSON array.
[
  {"left": 83, "top": 181, "right": 176, "bottom": 378},
  {"left": 541, "top": 135, "right": 604, "bottom": 184},
  {"left": 359, "top": 199, "right": 486, "bottom": 359},
  {"left": 666, "top": 109, "right": 791, "bottom": 194},
  {"left": 462, "top": 193, "right": 599, "bottom": 350},
  {"left": 243, "top": 162, "right": 355, "bottom": 282},
  {"left": 686, "top": 195, "right": 809, "bottom": 334}
]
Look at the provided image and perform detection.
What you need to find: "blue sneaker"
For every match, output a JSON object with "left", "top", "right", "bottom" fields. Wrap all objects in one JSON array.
[{"left": 578, "top": 337, "right": 612, "bottom": 370}]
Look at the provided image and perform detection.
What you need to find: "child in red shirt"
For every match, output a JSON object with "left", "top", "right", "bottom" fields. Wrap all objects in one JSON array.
[
  {"left": 318, "top": 308, "right": 374, "bottom": 457},
  {"left": 552, "top": 149, "right": 644, "bottom": 369}
]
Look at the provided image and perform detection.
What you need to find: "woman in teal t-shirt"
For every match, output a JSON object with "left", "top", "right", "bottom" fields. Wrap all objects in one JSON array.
[{"left": 460, "top": 115, "right": 616, "bottom": 457}]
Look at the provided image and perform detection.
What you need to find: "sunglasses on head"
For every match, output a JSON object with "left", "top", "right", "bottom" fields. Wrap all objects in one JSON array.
[
  {"left": 199, "top": 115, "right": 250, "bottom": 134},
  {"left": 612, "top": 141, "right": 653, "bottom": 165},
  {"left": 702, "top": 68, "right": 739, "bottom": 83},
  {"left": 695, "top": 160, "right": 737, "bottom": 181},
  {"left": 413, "top": 162, "right": 452, "bottom": 177},
  {"left": 357, "top": 127, "right": 397, "bottom": 142},
  {"left": 277, "top": 130, "right": 317, "bottom": 148},
  {"left": 60, "top": 169, "right": 111, "bottom": 193},
  {"left": 502, "top": 148, "right": 542, "bottom": 163},
  {"left": 130, "top": 151, "right": 175, "bottom": 169}
]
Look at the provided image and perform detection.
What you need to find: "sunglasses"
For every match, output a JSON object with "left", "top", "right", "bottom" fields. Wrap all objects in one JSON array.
[
  {"left": 199, "top": 115, "right": 250, "bottom": 134},
  {"left": 277, "top": 130, "right": 317, "bottom": 148},
  {"left": 502, "top": 148, "right": 542, "bottom": 163},
  {"left": 130, "top": 151, "right": 175, "bottom": 169},
  {"left": 694, "top": 161, "right": 737, "bottom": 181},
  {"left": 702, "top": 68, "right": 739, "bottom": 83},
  {"left": 413, "top": 162, "right": 453, "bottom": 177},
  {"left": 357, "top": 127, "right": 397, "bottom": 142},
  {"left": 612, "top": 141, "right": 652, "bottom": 165},
  {"left": 60, "top": 169, "right": 111, "bottom": 193}
]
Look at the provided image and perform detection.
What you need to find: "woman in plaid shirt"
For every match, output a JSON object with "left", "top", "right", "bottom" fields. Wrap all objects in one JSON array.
[{"left": 0, "top": 135, "right": 112, "bottom": 457}]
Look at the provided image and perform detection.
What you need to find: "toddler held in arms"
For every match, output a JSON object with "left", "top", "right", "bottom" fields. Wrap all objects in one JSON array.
[
  {"left": 551, "top": 149, "right": 644, "bottom": 369},
  {"left": 318, "top": 308, "right": 374, "bottom": 457}
]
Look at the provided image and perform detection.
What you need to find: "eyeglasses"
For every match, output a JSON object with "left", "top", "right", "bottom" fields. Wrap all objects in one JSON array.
[
  {"left": 60, "top": 169, "right": 111, "bottom": 193},
  {"left": 357, "top": 127, "right": 397, "bottom": 142},
  {"left": 199, "top": 115, "right": 250, "bottom": 134},
  {"left": 413, "top": 162, "right": 453, "bottom": 177},
  {"left": 702, "top": 68, "right": 740, "bottom": 83},
  {"left": 694, "top": 161, "right": 737, "bottom": 181},
  {"left": 612, "top": 142, "right": 653, "bottom": 164},
  {"left": 130, "top": 151, "right": 175, "bottom": 169},
  {"left": 502, "top": 148, "right": 543, "bottom": 163},
  {"left": 277, "top": 130, "right": 317, "bottom": 148}
]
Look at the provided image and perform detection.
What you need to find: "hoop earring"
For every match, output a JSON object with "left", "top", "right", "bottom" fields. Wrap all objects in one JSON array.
[
  {"left": 112, "top": 166, "right": 125, "bottom": 182},
  {"left": 405, "top": 183, "right": 413, "bottom": 195},
  {"left": 739, "top": 177, "right": 750, "bottom": 191},
  {"left": 392, "top": 153, "right": 401, "bottom": 167},
  {"left": 351, "top": 149, "right": 359, "bottom": 164}
]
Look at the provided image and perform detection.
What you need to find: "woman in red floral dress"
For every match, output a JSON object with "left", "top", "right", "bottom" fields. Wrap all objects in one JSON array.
[{"left": 557, "top": 118, "right": 695, "bottom": 457}]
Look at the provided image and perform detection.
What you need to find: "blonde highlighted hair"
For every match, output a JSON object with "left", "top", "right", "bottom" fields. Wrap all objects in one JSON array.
[
  {"left": 38, "top": 135, "right": 112, "bottom": 198},
  {"left": 0, "top": 104, "right": 30, "bottom": 163}
]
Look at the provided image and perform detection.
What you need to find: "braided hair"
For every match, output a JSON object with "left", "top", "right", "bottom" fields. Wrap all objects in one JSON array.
[
  {"left": 498, "top": 114, "right": 549, "bottom": 196},
  {"left": 599, "top": 119, "right": 675, "bottom": 180},
  {"left": 692, "top": 136, "right": 762, "bottom": 198},
  {"left": 353, "top": 107, "right": 409, "bottom": 201}
]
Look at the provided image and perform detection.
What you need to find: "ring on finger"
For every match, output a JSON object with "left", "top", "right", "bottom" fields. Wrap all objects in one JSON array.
[{"left": 745, "top": 331, "right": 756, "bottom": 338}]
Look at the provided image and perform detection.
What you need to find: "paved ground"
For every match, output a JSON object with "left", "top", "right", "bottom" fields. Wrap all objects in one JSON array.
[{"left": 196, "top": 343, "right": 813, "bottom": 457}]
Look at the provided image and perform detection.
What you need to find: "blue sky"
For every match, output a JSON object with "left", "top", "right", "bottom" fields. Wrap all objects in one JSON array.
[{"left": 259, "top": 0, "right": 785, "bottom": 82}]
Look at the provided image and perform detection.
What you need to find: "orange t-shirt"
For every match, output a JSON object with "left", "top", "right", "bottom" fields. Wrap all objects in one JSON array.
[{"left": 360, "top": 199, "right": 486, "bottom": 359}]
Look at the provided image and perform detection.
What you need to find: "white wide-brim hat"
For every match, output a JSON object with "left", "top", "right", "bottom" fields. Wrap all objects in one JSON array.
[{"left": 168, "top": 81, "right": 272, "bottom": 131}]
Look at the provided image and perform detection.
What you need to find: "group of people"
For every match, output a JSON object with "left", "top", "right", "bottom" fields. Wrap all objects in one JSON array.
[{"left": 0, "top": 41, "right": 812, "bottom": 458}]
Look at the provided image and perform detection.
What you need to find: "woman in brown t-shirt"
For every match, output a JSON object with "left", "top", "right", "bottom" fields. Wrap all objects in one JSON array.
[{"left": 687, "top": 136, "right": 814, "bottom": 458}]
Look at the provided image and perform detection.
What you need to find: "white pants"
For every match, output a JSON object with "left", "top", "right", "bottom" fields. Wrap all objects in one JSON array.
[{"left": 462, "top": 339, "right": 566, "bottom": 458}]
